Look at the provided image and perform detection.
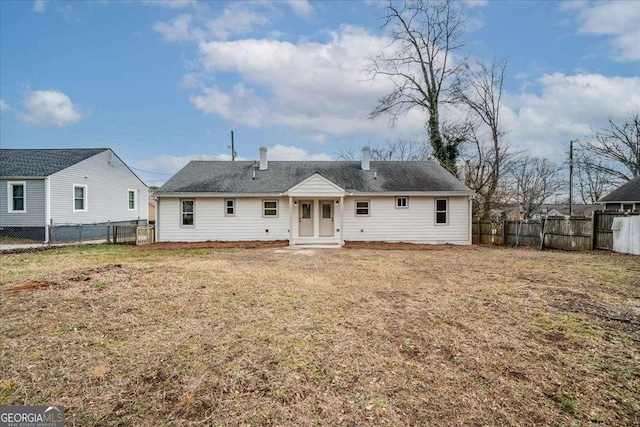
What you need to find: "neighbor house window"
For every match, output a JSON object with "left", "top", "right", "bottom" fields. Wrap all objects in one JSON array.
[
  {"left": 225, "top": 199, "right": 235, "bottom": 216},
  {"left": 181, "top": 199, "right": 194, "bottom": 226},
  {"left": 128, "top": 190, "right": 136, "bottom": 210},
  {"left": 263, "top": 200, "right": 278, "bottom": 217},
  {"left": 435, "top": 199, "right": 448, "bottom": 224},
  {"left": 396, "top": 197, "right": 408, "bottom": 208},
  {"left": 73, "top": 185, "right": 87, "bottom": 212},
  {"left": 623, "top": 204, "right": 633, "bottom": 211},
  {"left": 355, "top": 200, "right": 370, "bottom": 216},
  {"left": 8, "top": 182, "right": 26, "bottom": 213}
]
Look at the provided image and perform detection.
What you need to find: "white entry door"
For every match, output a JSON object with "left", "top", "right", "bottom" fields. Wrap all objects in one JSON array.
[
  {"left": 299, "top": 201, "right": 313, "bottom": 236},
  {"left": 320, "top": 201, "right": 334, "bottom": 237}
]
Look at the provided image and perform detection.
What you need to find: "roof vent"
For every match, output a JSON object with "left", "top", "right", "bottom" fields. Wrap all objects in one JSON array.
[
  {"left": 259, "top": 147, "right": 268, "bottom": 170},
  {"left": 362, "top": 146, "right": 370, "bottom": 171}
]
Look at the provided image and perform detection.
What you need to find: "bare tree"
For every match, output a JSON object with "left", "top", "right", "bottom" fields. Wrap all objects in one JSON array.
[
  {"left": 336, "top": 137, "right": 429, "bottom": 161},
  {"left": 579, "top": 113, "right": 640, "bottom": 182},
  {"left": 454, "top": 57, "right": 509, "bottom": 219},
  {"left": 506, "top": 156, "right": 565, "bottom": 219},
  {"left": 368, "top": 0, "right": 467, "bottom": 175},
  {"left": 575, "top": 150, "right": 616, "bottom": 204}
]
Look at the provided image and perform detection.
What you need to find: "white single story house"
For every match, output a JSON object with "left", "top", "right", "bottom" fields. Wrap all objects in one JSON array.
[
  {"left": 0, "top": 148, "right": 148, "bottom": 242},
  {"left": 155, "top": 147, "right": 474, "bottom": 246}
]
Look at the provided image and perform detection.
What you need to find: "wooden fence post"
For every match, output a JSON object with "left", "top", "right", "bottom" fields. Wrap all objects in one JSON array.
[{"left": 591, "top": 211, "right": 597, "bottom": 251}]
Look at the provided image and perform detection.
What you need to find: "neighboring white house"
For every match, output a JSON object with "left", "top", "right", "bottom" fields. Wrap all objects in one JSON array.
[
  {"left": 155, "top": 147, "right": 474, "bottom": 246},
  {"left": 0, "top": 148, "right": 148, "bottom": 242}
]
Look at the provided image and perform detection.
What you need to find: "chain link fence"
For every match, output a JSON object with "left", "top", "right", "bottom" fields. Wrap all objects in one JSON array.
[{"left": 0, "top": 220, "right": 147, "bottom": 248}]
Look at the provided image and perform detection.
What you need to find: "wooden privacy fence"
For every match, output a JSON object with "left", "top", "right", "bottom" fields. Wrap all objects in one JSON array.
[
  {"left": 474, "top": 211, "right": 639, "bottom": 252},
  {"left": 113, "top": 226, "right": 155, "bottom": 245}
]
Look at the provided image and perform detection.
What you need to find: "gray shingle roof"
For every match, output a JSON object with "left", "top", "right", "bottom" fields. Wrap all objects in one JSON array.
[
  {"left": 599, "top": 176, "right": 640, "bottom": 203},
  {"left": 0, "top": 148, "right": 108, "bottom": 177},
  {"left": 157, "top": 160, "right": 473, "bottom": 194}
]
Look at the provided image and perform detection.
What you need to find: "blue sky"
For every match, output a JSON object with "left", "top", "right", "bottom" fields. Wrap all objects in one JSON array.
[{"left": 1, "top": 0, "right": 639, "bottom": 186}]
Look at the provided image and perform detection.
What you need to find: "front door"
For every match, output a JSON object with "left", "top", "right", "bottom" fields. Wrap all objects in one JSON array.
[
  {"left": 320, "top": 201, "right": 334, "bottom": 237},
  {"left": 299, "top": 201, "right": 313, "bottom": 236}
]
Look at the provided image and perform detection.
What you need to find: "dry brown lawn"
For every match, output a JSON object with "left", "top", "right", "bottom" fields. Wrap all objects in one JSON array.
[{"left": 1, "top": 244, "right": 638, "bottom": 426}]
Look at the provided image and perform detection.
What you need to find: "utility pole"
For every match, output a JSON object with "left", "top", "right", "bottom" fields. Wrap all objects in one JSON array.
[
  {"left": 229, "top": 130, "right": 236, "bottom": 161},
  {"left": 569, "top": 139, "right": 574, "bottom": 217}
]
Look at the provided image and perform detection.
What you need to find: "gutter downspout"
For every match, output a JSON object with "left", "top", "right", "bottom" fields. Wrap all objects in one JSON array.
[{"left": 44, "top": 177, "right": 51, "bottom": 244}]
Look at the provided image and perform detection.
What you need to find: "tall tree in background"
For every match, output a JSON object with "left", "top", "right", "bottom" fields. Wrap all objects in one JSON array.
[
  {"left": 368, "top": 0, "right": 467, "bottom": 175},
  {"left": 507, "top": 156, "right": 564, "bottom": 219},
  {"left": 575, "top": 151, "right": 616, "bottom": 204},
  {"left": 454, "top": 57, "right": 509, "bottom": 219},
  {"left": 579, "top": 113, "right": 640, "bottom": 182},
  {"left": 336, "top": 137, "right": 429, "bottom": 161}
]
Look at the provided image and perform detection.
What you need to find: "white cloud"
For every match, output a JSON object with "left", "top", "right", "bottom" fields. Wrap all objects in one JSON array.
[
  {"left": 136, "top": 153, "right": 243, "bottom": 175},
  {"left": 190, "top": 25, "right": 426, "bottom": 140},
  {"left": 567, "top": 0, "right": 640, "bottom": 62},
  {"left": 136, "top": 145, "right": 329, "bottom": 176},
  {"left": 463, "top": 0, "right": 489, "bottom": 8},
  {"left": 153, "top": 4, "right": 269, "bottom": 43},
  {"left": 20, "top": 90, "right": 84, "bottom": 126},
  {"left": 503, "top": 73, "right": 640, "bottom": 157},
  {"left": 286, "top": 0, "right": 313, "bottom": 18},
  {"left": 33, "top": 0, "right": 48, "bottom": 12},
  {"left": 0, "top": 99, "right": 10, "bottom": 111},
  {"left": 265, "top": 144, "right": 331, "bottom": 160},
  {"left": 141, "top": 0, "right": 197, "bottom": 9}
]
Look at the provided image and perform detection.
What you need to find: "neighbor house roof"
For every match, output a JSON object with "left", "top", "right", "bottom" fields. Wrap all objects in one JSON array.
[
  {"left": 157, "top": 161, "right": 473, "bottom": 195},
  {"left": 0, "top": 148, "right": 108, "bottom": 177},
  {"left": 537, "top": 204, "right": 604, "bottom": 216},
  {"left": 599, "top": 176, "right": 640, "bottom": 203}
]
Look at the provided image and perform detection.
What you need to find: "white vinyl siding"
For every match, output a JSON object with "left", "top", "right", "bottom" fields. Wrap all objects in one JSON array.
[
  {"left": 158, "top": 197, "right": 290, "bottom": 242},
  {"left": 0, "top": 179, "right": 46, "bottom": 226},
  {"left": 49, "top": 150, "right": 148, "bottom": 224},
  {"left": 7, "top": 181, "right": 26, "bottom": 212},
  {"left": 343, "top": 196, "right": 470, "bottom": 244},
  {"left": 73, "top": 184, "right": 87, "bottom": 212},
  {"left": 287, "top": 174, "right": 344, "bottom": 197}
]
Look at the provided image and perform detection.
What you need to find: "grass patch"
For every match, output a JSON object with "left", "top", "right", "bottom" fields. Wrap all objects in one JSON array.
[{"left": 0, "top": 246, "right": 638, "bottom": 426}]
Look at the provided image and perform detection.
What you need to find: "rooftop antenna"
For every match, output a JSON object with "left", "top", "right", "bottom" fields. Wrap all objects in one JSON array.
[{"left": 228, "top": 130, "right": 237, "bottom": 161}]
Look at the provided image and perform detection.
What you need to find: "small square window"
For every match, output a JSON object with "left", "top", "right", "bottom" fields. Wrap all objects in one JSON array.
[
  {"left": 263, "top": 200, "right": 278, "bottom": 217},
  {"left": 225, "top": 199, "right": 235, "bottom": 216},
  {"left": 355, "top": 200, "right": 370, "bottom": 216},
  {"left": 435, "top": 198, "right": 448, "bottom": 225},
  {"left": 73, "top": 185, "right": 87, "bottom": 212},
  {"left": 182, "top": 199, "right": 194, "bottom": 226},
  {"left": 8, "top": 182, "right": 26, "bottom": 213},
  {"left": 396, "top": 197, "right": 408, "bottom": 208}
]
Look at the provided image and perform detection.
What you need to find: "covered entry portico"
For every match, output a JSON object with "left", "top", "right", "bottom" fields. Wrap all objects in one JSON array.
[{"left": 285, "top": 174, "right": 346, "bottom": 246}]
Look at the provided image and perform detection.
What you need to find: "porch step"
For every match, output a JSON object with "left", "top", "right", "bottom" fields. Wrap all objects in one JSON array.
[{"left": 288, "top": 243, "right": 343, "bottom": 249}]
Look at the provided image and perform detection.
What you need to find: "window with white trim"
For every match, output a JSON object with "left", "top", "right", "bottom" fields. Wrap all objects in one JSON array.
[
  {"left": 435, "top": 198, "right": 448, "bottom": 224},
  {"left": 263, "top": 200, "right": 278, "bottom": 217},
  {"left": 181, "top": 199, "right": 194, "bottom": 226},
  {"left": 355, "top": 200, "right": 370, "bottom": 216},
  {"left": 8, "top": 182, "right": 26, "bottom": 213},
  {"left": 128, "top": 190, "right": 136, "bottom": 210},
  {"left": 73, "top": 185, "right": 87, "bottom": 212},
  {"left": 396, "top": 197, "right": 408, "bottom": 208},
  {"left": 225, "top": 199, "right": 235, "bottom": 216}
]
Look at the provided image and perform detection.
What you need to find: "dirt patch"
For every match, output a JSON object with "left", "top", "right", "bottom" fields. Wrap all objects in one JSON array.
[
  {"left": 344, "top": 241, "right": 479, "bottom": 250},
  {"left": 3, "top": 280, "right": 62, "bottom": 293},
  {"left": 135, "top": 240, "right": 289, "bottom": 251}
]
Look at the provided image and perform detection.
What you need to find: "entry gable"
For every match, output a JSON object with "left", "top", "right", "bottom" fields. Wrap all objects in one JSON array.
[{"left": 286, "top": 173, "right": 346, "bottom": 197}]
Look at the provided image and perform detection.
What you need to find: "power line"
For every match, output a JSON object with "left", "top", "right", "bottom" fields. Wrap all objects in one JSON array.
[{"left": 129, "top": 166, "right": 174, "bottom": 176}]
